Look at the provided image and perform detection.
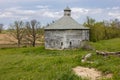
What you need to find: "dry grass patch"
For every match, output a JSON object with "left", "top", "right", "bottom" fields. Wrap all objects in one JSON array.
[
  {"left": 0, "top": 33, "right": 17, "bottom": 44},
  {"left": 73, "top": 66, "right": 113, "bottom": 80}
]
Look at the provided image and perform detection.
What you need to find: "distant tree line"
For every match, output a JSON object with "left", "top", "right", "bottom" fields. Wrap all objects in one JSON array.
[
  {"left": 84, "top": 17, "right": 120, "bottom": 42},
  {"left": 9, "top": 19, "right": 44, "bottom": 47}
]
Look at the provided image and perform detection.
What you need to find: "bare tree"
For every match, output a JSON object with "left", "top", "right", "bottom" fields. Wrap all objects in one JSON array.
[
  {"left": 25, "top": 19, "right": 41, "bottom": 47},
  {"left": 9, "top": 21, "right": 25, "bottom": 47},
  {"left": 0, "top": 24, "right": 3, "bottom": 33}
]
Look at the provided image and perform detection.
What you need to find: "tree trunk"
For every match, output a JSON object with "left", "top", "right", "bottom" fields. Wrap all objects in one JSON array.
[
  {"left": 96, "top": 50, "right": 120, "bottom": 56},
  {"left": 32, "top": 36, "right": 36, "bottom": 47},
  {"left": 17, "top": 40, "right": 21, "bottom": 47},
  {"left": 32, "top": 40, "right": 35, "bottom": 47}
]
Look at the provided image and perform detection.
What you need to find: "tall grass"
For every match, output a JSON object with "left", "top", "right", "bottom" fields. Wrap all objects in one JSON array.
[
  {"left": 80, "top": 38, "right": 120, "bottom": 79},
  {"left": 0, "top": 47, "right": 86, "bottom": 80},
  {"left": 0, "top": 38, "right": 120, "bottom": 80},
  {"left": 90, "top": 38, "right": 120, "bottom": 51}
]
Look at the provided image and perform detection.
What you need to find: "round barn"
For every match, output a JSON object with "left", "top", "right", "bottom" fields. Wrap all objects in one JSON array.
[{"left": 44, "top": 7, "right": 90, "bottom": 50}]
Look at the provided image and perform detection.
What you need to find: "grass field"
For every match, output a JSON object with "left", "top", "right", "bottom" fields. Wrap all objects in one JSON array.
[{"left": 0, "top": 38, "right": 120, "bottom": 80}]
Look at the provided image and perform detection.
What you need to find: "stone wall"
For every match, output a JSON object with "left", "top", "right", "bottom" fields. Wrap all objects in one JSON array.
[{"left": 44, "top": 29, "right": 89, "bottom": 49}]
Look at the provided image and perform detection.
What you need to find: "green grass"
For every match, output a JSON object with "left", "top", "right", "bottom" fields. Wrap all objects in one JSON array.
[
  {"left": 0, "top": 47, "right": 85, "bottom": 80},
  {"left": 90, "top": 38, "right": 120, "bottom": 51},
  {"left": 0, "top": 38, "right": 120, "bottom": 80}
]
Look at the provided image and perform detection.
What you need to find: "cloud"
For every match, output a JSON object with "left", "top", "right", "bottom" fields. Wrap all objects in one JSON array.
[
  {"left": 108, "top": 12, "right": 120, "bottom": 19},
  {"left": 5, "top": 7, "right": 36, "bottom": 15},
  {"left": 71, "top": 8, "right": 89, "bottom": 19},
  {"left": 0, "top": 12, "right": 13, "bottom": 18},
  {"left": 42, "top": 11, "right": 62, "bottom": 18},
  {"left": 36, "top": 5, "right": 49, "bottom": 9},
  {"left": 112, "top": 7, "right": 120, "bottom": 10},
  {"left": 107, "top": 7, "right": 120, "bottom": 19},
  {"left": 70, "top": 7, "right": 104, "bottom": 19},
  {"left": 10, "top": 7, "right": 35, "bottom": 14},
  {"left": 0, "top": 6, "right": 120, "bottom": 20},
  {"left": 0, "top": 6, "right": 62, "bottom": 21},
  {"left": 0, "top": 7, "right": 35, "bottom": 20},
  {"left": 0, "top": 0, "right": 39, "bottom": 3},
  {"left": 0, "top": 5, "right": 120, "bottom": 29}
]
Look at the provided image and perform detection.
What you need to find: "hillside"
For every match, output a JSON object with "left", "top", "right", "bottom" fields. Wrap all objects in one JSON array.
[
  {"left": 0, "top": 33, "right": 17, "bottom": 44},
  {"left": 0, "top": 33, "right": 44, "bottom": 48},
  {"left": 0, "top": 38, "right": 120, "bottom": 80}
]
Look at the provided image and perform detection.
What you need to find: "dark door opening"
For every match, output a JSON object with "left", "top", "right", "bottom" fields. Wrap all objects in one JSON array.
[
  {"left": 61, "top": 42, "right": 63, "bottom": 46},
  {"left": 70, "top": 41, "right": 72, "bottom": 47}
]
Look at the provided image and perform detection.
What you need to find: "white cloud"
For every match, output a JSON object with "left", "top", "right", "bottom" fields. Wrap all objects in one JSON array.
[
  {"left": 0, "top": 0, "right": 40, "bottom": 3},
  {"left": 70, "top": 7, "right": 103, "bottom": 19},
  {"left": 0, "top": 12, "right": 12, "bottom": 18},
  {"left": 71, "top": 8, "right": 89, "bottom": 19},
  {"left": 108, "top": 12, "right": 120, "bottom": 19},
  {"left": 0, "top": 6, "right": 120, "bottom": 28},
  {"left": 89, "top": 8, "right": 103, "bottom": 14},
  {"left": 0, "top": 6, "right": 62, "bottom": 21},
  {"left": 0, "top": 7, "right": 34, "bottom": 21},
  {"left": 112, "top": 7, "right": 120, "bottom": 10},
  {"left": 5, "top": 7, "right": 36, "bottom": 15},
  {"left": 72, "top": 8, "right": 89, "bottom": 13},
  {"left": 107, "top": 7, "right": 120, "bottom": 19},
  {"left": 40, "top": 8, "right": 62, "bottom": 18},
  {"left": 36, "top": 5, "right": 49, "bottom": 9}
]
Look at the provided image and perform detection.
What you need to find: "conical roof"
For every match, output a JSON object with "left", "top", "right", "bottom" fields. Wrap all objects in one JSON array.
[{"left": 45, "top": 7, "right": 89, "bottom": 30}]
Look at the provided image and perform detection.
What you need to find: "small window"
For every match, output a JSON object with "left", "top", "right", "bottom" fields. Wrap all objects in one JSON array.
[
  {"left": 61, "top": 42, "right": 63, "bottom": 46},
  {"left": 70, "top": 42, "right": 72, "bottom": 46}
]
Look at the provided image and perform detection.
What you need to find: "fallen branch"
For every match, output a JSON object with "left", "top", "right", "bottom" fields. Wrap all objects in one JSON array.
[
  {"left": 81, "top": 53, "right": 92, "bottom": 63},
  {"left": 96, "top": 50, "right": 120, "bottom": 56}
]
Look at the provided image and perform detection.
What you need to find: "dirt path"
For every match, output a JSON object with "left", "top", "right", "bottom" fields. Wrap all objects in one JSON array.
[
  {"left": 73, "top": 66, "right": 102, "bottom": 80},
  {"left": 73, "top": 66, "right": 113, "bottom": 80}
]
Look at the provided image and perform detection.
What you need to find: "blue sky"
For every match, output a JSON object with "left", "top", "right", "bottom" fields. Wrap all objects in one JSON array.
[{"left": 0, "top": 0, "right": 120, "bottom": 29}]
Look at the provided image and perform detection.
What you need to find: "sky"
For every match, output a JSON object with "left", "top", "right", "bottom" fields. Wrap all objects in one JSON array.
[{"left": 0, "top": 0, "right": 120, "bottom": 29}]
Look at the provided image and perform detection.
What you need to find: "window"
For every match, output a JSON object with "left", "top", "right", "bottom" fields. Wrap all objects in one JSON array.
[
  {"left": 61, "top": 42, "right": 63, "bottom": 46},
  {"left": 70, "top": 42, "right": 72, "bottom": 46}
]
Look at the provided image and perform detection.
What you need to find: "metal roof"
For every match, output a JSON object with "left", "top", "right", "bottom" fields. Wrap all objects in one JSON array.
[
  {"left": 45, "top": 7, "right": 89, "bottom": 30},
  {"left": 44, "top": 16, "right": 89, "bottom": 30}
]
